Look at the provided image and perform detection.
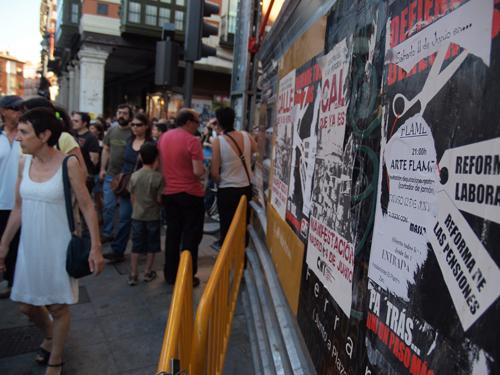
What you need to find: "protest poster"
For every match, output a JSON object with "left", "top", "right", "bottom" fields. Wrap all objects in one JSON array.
[
  {"left": 271, "top": 70, "right": 296, "bottom": 219},
  {"left": 286, "top": 57, "right": 322, "bottom": 241},
  {"left": 367, "top": 0, "right": 500, "bottom": 372},
  {"left": 305, "top": 37, "right": 355, "bottom": 317}
]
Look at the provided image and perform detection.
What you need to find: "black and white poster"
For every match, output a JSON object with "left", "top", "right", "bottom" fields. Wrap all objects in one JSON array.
[
  {"left": 286, "top": 57, "right": 322, "bottom": 241},
  {"left": 306, "top": 37, "right": 356, "bottom": 317},
  {"left": 271, "top": 70, "right": 295, "bottom": 219},
  {"left": 367, "top": 0, "right": 500, "bottom": 373}
]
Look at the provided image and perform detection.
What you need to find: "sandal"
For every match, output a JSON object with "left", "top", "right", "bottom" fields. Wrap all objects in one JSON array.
[
  {"left": 46, "top": 362, "right": 64, "bottom": 375},
  {"left": 35, "top": 337, "right": 52, "bottom": 365},
  {"left": 127, "top": 274, "right": 138, "bottom": 286},
  {"left": 143, "top": 270, "right": 157, "bottom": 282}
]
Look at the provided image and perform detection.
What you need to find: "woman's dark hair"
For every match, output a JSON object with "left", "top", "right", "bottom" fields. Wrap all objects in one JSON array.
[
  {"left": 73, "top": 111, "right": 91, "bottom": 126},
  {"left": 90, "top": 121, "right": 104, "bottom": 140},
  {"left": 132, "top": 113, "right": 153, "bottom": 141},
  {"left": 215, "top": 107, "right": 235, "bottom": 133},
  {"left": 21, "top": 96, "right": 74, "bottom": 135},
  {"left": 154, "top": 122, "right": 167, "bottom": 134},
  {"left": 19, "top": 108, "right": 63, "bottom": 147},
  {"left": 139, "top": 142, "right": 158, "bottom": 165}
]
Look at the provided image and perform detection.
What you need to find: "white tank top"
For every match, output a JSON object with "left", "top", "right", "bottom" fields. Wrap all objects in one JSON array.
[{"left": 218, "top": 132, "right": 252, "bottom": 188}]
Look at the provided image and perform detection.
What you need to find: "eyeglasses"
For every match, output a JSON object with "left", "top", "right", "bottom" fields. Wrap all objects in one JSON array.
[{"left": 131, "top": 122, "right": 145, "bottom": 127}]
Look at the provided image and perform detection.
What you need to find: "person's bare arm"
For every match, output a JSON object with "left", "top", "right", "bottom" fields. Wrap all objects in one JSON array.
[
  {"left": 0, "top": 158, "right": 24, "bottom": 271},
  {"left": 99, "top": 144, "right": 110, "bottom": 180},
  {"left": 68, "top": 146, "right": 88, "bottom": 179},
  {"left": 248, "top": 132, "right": 258, "bottom": 154},
  {"left": 192, "top": 159, "right": 205, "bottom": 178},
  {"left": 67, "top": 157, "right": 104, "bottom": 275},
  {"left": 210, "top": 137, "right": 221, "bottom": 183}
]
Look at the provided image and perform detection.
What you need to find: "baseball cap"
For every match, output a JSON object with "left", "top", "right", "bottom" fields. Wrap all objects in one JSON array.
[{"left": 0, "top": 95, "right": 23, "bottom": 110}]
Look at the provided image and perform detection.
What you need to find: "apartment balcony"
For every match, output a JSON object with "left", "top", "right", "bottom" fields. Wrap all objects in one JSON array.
[
  {"left": 55, "top": 0, "right": 81, "bottom": 49},
  {"left": 219, "top": 13, "right": 235, "bottom": 48},
  {"left": 120, "top": 0, "right": 186, "bottom": 40}
]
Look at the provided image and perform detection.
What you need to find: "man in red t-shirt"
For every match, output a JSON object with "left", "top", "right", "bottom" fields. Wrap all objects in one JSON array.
[{"left": 158, "top": 108, "right": 205, "bottom": 287}]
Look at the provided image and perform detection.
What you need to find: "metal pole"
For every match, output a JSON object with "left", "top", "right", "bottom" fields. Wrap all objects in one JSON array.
[
  {"left": 184, "top": 60, "right": 194, "bottom": 108},
  {"left": 246, "top": 0, "right": 262, "bottom": 131}
]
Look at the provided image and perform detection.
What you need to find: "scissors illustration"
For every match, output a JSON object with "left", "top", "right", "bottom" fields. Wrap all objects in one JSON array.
[{"left": 392, "top": 43, "right": 469, "bottom": 118}]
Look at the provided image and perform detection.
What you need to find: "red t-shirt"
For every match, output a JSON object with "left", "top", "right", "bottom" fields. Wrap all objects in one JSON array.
[{"left": 158, "top": 128, "right": 204, "bottom": 197}]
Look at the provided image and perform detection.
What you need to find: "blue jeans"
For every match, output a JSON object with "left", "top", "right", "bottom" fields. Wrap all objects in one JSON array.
[
  {"left": 102, "top": 174, "right": 117, "bottom": 237},
  {"left": 111, "top": 195, "right": 132, "bottom": 255}
]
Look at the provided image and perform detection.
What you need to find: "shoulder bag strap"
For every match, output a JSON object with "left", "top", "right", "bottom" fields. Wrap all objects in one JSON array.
[
  {"left": 224, "top": 132, "right": 251, "bottom": 185},
  {"left": 62, "top": 155, "right": 76, "bottom": 233}
]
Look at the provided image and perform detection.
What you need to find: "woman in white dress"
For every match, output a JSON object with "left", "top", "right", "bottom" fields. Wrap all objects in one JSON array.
[{"left": 0, "top": 107, "right": 104, "bottom": 375}]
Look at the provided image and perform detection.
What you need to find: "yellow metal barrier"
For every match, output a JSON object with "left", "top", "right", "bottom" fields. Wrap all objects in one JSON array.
[
  {"left": 190, "top": 195, "right": 248, "bottom": 375},
  {"left": 157, "top": 196, "right": 248, "bottom": 375},
  {"left": 157, "top": 250, "right": 193, "bottom": 374}
]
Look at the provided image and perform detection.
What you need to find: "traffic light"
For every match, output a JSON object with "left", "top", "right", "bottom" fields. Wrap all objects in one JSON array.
[
  {"left": 155, "top": 39, "right": 179, "bottom": 87},
  {"left": 155, "top": 23, "right": 179, "bottom": 87},
  {"left": 185, "top": 1, "right": 219, "bottom": 62}
]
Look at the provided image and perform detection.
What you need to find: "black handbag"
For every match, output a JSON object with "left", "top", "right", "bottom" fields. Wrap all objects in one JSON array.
[{"left": 62, "top": 156, "right": 92, "bottom": 278}]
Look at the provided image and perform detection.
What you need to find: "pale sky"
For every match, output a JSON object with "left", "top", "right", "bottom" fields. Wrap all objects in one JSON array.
[{"left": 0, "top": 0, "right": 42, "bottom": 64}]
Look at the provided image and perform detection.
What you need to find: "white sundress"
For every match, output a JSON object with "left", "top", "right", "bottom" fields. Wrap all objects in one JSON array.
[{"left": 10, "top": 155, "right": 78, "bottom": 305}]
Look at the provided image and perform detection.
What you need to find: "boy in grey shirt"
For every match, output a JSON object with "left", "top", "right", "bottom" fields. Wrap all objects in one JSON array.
[{"left": 127, "top": 143, "right": 164, "bottom": 285}]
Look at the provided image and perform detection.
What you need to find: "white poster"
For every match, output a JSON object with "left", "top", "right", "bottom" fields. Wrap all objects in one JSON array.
[
  {"left": 271, "top": 70, "right": 295, "bottom": 219},
  {"left": 387, "top": 0, "right": 493, "bottom": 73},
  {"left": 368, "top": 114, "right": 438, "bottom": 300},
  {"left": 306, "top": 37, "right": 355, "bottom": 316},
  {"left": 438, "top": 138, "right": 500, "bottom": 224},
  {"left": 430, "top": 190, "right": 500, "bottom": 331}
]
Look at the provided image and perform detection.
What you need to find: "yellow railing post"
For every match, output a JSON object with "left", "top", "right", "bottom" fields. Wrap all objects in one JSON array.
[
  {"left": 157, "top": 250, "right": 193, "bottom": 374},
  {"left": 189, "top": 196, "right": 247, "bottom": 375}
]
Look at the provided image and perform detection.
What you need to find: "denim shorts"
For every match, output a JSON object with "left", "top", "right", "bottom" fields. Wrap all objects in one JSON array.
[{"left": 131, "top": 220, "right": 161, "bottom": 253}]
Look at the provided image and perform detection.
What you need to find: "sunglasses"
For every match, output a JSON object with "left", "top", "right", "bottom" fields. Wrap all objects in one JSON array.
[{"left": 131, "top": 122, "right": 145, "bottom": 127}]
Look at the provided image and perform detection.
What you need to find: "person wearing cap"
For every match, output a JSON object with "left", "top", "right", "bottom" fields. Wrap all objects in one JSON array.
[{"left": 0, "top": 95, "right": 23, "bottom": 299}]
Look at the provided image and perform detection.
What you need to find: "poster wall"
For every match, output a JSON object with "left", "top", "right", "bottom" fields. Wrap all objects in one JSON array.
[
  {"left": 263, "top": 0, "right": 500, "bottom": 373},
  {"left": 366, "top": 0, "right": 500, "bottom": 373},
  {"left": 294, "top": 1, "right": 387, "bottom": 373}
]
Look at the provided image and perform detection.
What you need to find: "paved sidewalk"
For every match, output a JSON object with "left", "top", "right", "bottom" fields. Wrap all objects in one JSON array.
[{"left": 0, "top": 231, "right": 253, "bottom": 375}]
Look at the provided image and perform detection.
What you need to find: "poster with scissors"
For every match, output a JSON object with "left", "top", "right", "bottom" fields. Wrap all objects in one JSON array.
[{"left": 366, "top": 0, "right": 500, "bottom": 373}]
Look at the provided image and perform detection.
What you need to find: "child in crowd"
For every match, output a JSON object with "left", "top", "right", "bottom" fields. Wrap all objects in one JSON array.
[{"left": 127, "top": 142, "right": 164, "bottom": 285}]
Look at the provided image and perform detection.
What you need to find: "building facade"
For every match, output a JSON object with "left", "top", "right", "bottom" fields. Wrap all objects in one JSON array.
[
  {"left": 48, "top": 0, "right": 237, "bottom": 118},
  {"left": 0, "top": 52, "right": 25, "bottom": 97}
]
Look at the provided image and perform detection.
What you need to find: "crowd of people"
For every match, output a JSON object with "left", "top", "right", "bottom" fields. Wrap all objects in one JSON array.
[{"left": 0, "top": 94, "right": 255, "bottom": 374}]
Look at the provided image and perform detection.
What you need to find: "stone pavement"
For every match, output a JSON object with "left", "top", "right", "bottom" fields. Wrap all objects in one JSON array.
[{"left": 0, "top": 231, "right": 254, "bottom": 374}]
